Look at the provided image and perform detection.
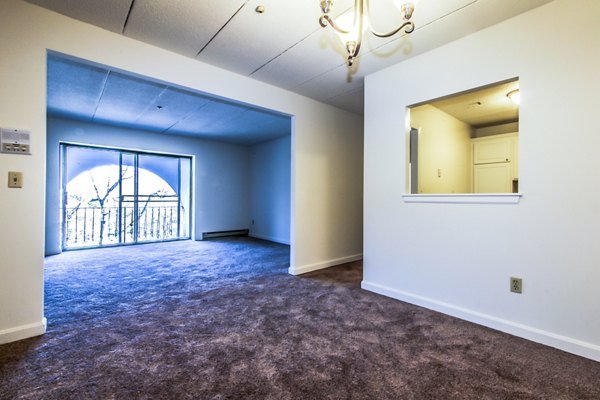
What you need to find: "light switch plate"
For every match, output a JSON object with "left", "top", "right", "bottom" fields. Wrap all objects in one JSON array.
[
  {"left": 1, "top": 128, "right": 31, "bottom": 155},
  {"left": 8, "top": 171, "right": 23, "bottom": 188}
]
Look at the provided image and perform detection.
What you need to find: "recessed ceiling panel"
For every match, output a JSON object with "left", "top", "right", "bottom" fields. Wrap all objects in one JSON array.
[
  {"left": 123, "top": 0, "right": 248, "bottom": 58},
  {"left": 133, "top": 88, "right": 211, "bottom": 132},
  {"left": 26, "top": 0, "right": 133, "bottom": 33},
  {"left": 167, "top": 99, "right": 248, "bottom": 135},
  {"left": 93, "top": 72, "right": 167, "bottom": 125},
  {"left": 234, "top": 109, "right": 291, "bottom": 136},
  {"left": 47, "top": 55, "right": 108, "bottom": 121},
  {"left": 47, "top": 55, "right": 291, "bottom": 145}
]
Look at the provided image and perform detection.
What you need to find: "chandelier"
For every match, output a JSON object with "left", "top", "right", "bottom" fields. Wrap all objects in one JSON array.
[{"left": 319, "top": 0, "right": 419, "bottom": 66}]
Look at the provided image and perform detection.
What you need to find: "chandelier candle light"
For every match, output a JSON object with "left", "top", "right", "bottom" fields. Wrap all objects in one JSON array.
[{"left": 319, "top": 0, "right": 419, "bottom": 66}]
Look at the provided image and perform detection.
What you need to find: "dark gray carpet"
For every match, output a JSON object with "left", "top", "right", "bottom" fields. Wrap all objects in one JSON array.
[{"left": 1, "top": 237, "right": 599, "bottom": 399}]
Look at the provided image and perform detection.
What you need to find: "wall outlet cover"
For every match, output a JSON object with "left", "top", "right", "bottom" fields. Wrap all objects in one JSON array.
[
  {"left": 510, "top": 277, "right": 522, "bottom": 294},
  {"left": 8, "top": 171, "right": 23, "bottom": 188}
]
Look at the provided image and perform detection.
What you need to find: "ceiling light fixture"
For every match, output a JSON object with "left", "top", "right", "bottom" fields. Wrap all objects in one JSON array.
[
  {"left": 507, "top": 89, "right": 520, "bottom": 105},
  {"left": 319, "top": 0, "right": 419, "bottom": 66}
]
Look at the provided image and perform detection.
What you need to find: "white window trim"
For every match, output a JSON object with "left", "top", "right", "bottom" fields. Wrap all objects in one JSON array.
[{"left": 402, "top": 193, "right": 521, "bottom": 204}]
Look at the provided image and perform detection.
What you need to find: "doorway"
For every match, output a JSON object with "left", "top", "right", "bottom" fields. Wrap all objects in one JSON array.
[{"left": 61, "top": 144, "right": 192, "bottom": 250}]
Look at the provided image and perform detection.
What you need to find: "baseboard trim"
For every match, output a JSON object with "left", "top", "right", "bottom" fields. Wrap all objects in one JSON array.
[
  {"left": 0, "top": 318, "right": 47, "bottom": 345},
  {"left": 249, "top": 233, "right": 290, "bottom": 245},
  {"left": 202, "top": 229, "right": 249, "bottom": 240},
  {"left": 361, "top": 281, "right": 600, "bottom": 362},
  {"left": 289, "top": 254, "right": 363, "bottom": 275}
]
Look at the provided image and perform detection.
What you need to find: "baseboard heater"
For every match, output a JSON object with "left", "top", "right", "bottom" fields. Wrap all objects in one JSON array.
[{"left": 202, "top": 229, "right": 249, "bottom": 240}]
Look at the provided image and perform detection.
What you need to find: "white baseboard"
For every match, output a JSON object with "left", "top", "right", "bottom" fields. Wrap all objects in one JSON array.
[
  {"left": 289, "top": 253, "right": 363, "bottom": 275},
  {"left": 0, "top": 318, "right": 47, "bottom": 345},
  {"left": 249, "top": 233, "right": 290, "bottom": 245},
  {"left": 361, "top": 281, "right": 600, "bottom": 363}
]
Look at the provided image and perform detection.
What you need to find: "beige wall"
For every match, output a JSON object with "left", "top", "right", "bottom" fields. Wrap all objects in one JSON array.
[
  {"left": 0, "top": 0, "right": 363, "bottom": 343},
  {"left": 411, "top": 104, "right": 471, "bottom": 194}
]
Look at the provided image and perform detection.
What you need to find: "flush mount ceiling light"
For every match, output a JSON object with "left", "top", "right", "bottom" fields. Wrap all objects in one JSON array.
[
  {"left": 319, "top": 0, "right": 419, "bottom": 66},
  {"left": 507, "top": 89, "right": 520, "bottom": 105}
]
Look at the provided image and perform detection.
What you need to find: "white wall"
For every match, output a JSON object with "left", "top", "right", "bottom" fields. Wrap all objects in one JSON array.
[
  {"left": 411, "top": 104, "right": 472, "bottom": 193},
  {"left": 45, "top": 117, "right": 252, "bottom": 255},
  {"left": 0, "top": 0, "right": 363, "bottom": 344},
  {"left": 363, "top": 0, "right": 600, "bottom": 361},
  {"left": 249, "top": 136, "right": 291, "bottom": 245}
]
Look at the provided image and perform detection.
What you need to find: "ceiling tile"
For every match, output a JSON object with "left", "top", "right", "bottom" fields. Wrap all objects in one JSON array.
[
  {"left": 324, "top": 87, "right": 364, "bottom": 116},
  {"left": 430, "top": 80, "right": 519, "bottom": 126},
  {"left": 26, "top": 0, "right": 133, "bottom": 33},
  {"left": 285, "top": 0, "right": 477, "bottom": 102},
  {"left": 133, "top": 88, "right": 211, "bottom": 132},
  {"left": 293, "top": 68, "right": 364, "bottom": 102},
  {"left": 167, "top": 99, "right": 248, "bottom": 135},
  {"left": 197, "top": 0, "right": 324, "bottom": 76},
  {"left": 47, "top": 55, "right": 108, "bottom": 120},
  {"left": 36, "top": 0, "right": 554, "bottom": 116},
  {"left": 93, "top": 72, "right": 167, "bottom": 125},
  {"left": 249, "top": 29, "right": 348, "bottom": 90},
  {"left": 47, "top": 56, "right": 292, "bottom": 145},
  {"left": 123, "top": 0, "right": 248, "bottom": 58},
  {"left": 248, "top": 0, "right": 358, "bottom": 88}
]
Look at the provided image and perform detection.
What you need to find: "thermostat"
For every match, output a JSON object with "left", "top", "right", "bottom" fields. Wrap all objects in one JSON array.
[{"left": 1, "top": 127, "right": 31, "bottom": 155}]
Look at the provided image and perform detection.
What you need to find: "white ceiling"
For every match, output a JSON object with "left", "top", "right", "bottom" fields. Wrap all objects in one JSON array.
[
  {"left": 27, "top": 0, "right": 553, "bottom": 116},
  {"left": 430, "top": 79, "right": 519, "bottom": 127}
]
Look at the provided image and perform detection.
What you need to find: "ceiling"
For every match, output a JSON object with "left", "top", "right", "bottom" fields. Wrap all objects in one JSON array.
[
  {"left": 29, "top": 0, "right": 553, "bottom": 116},
  {"left": 47, "top": 54, "right": 292, "bottom": 146},
  {"left": 430, "top": 79, "right": 519, "bottom": 127}
]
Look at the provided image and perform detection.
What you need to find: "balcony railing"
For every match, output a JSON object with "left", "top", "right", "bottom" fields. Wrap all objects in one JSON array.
[{"left": 63, "top": 196, "right": 187, "bottom": 248}]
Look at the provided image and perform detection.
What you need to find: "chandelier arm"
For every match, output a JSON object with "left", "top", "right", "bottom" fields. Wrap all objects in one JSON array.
[
  {"left": 353, "top": 0, "right": 363, "bottom": 58},
  {"left": 370, "top": 21, "right": 415, "bottom": 38},
  {"left": 319, "top": 14, "right": 352, "bottom": 35},
  {"left": 364, "top": 0, "right": 414, "bottom": 38},
  {"left": 319, "top": 0, "right": 416, "bottom": 66},
  {"left": 353, "top": 36, "right": 362, "bottom": 58},
  {"left": 320, "top": 0, "right": 364, "bottom": 36}
]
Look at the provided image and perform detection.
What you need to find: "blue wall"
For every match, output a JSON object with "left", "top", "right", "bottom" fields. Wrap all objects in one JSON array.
[
  {"left": 249, "top": 136, "right": 291, "bottom": 244},
  {"left": 45, "top": 117, "right": 253, "bottom": 254}
]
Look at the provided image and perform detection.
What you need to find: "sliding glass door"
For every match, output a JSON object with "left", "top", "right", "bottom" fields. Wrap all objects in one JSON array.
[{"left": 61, "top": 144, "right": 191, "bottom": 250}]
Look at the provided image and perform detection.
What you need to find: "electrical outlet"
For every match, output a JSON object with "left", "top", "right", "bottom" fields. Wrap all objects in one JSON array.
[
  {"left": 510, "top": 277, "right": 522, "bottom": 294},
  {"left": 8, "top": 171, "right": 23, "bottom": 188}
]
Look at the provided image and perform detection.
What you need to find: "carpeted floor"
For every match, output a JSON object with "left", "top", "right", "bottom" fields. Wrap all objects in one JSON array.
[{"left": 1, "top": 237, "right": 599, "bottom": 399}]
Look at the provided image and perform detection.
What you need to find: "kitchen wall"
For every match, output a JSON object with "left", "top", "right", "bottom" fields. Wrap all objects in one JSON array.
[{"left": 410, "top": 104, "right": 472, "bottom": 194}]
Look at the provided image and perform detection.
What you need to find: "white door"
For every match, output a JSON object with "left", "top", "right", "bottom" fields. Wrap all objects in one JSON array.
[
  {"left": 473, "top": 137, "right": 512, "bottom": 164},
  {"left": 473, "top": 163, "right": 512, "bottom": 193}
]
